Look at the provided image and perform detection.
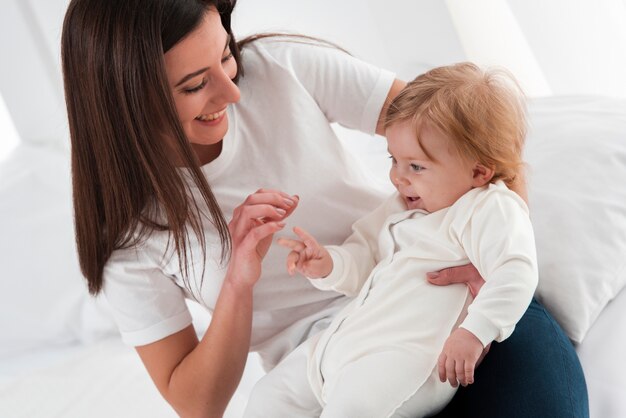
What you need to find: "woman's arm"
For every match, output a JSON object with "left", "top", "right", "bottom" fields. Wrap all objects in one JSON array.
[
  {"left": 136, "top": 190, "right": 298, "bottom": 417},
  {"left": 136, "top": 280, "right": 254, "bottom": 417}
]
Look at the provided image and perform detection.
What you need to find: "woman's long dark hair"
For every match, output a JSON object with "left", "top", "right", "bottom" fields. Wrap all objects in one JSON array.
[{"left": 61, "top": 0, "right": 241, "bottom": 295}]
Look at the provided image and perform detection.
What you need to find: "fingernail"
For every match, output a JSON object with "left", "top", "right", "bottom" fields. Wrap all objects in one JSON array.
[
  {"left": 427, "top": 272, "right": 439, "bottom": 279},
  {"left": 283, "top": 198, "right": 294, "bottom": 206},
  {"left": 276, "top": 208, "right": 286, "bottom": 215},
  {"left": 277, "top": 222, "right": 285, "bottom": 227}
]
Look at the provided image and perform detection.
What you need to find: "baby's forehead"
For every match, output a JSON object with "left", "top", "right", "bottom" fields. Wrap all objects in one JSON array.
[{"left": 414, "top": 122, "right": 457, "bottom": 160}]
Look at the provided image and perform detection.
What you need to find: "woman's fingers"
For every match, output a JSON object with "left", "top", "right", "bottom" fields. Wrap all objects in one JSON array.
[
  {"left": 242, "top": 190, "right": 298, "bottom": 213},
  {"left": 230, "top": 204, "right": 287, "bottom": 240},
  {"left": 427, "top": 264, "right": 485, "bottom": 297},
  {"left": 239, "top": 221, "right": 285, "bottom": 252},
  {"left": 230, "top": 190, "right": 299, "bottom": 241}
]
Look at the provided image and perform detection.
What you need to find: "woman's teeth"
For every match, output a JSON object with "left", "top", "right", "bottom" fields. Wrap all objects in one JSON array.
[{"left": 196, "top": 109, "right": 225, "bottom": 121}]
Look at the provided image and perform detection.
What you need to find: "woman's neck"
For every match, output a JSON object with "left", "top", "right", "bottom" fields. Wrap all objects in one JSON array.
[{"left": 192, "top": 141, "right": 223, "bottom": 165}]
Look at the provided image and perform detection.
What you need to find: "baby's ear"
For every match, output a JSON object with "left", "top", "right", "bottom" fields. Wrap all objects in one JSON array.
[{"left": 471, "top": 163, "right": 495, "bottom": 187}]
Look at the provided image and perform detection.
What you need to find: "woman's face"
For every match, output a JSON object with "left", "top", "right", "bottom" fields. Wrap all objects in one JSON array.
[{"left": 164, "top": 8, "right": 240, "bottom": 155}]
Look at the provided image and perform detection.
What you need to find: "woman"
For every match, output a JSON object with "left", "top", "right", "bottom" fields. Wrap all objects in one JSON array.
[{"left": 61, "top": 0, "right": 588, "bottom": 417}]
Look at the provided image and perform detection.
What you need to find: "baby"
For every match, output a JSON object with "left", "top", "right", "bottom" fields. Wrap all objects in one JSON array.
[{"left": 244, "top": 62, "right": 538, "bottom": 418}]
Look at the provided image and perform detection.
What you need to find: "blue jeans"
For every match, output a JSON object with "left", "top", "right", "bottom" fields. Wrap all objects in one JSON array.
[{"left": 432, "top": 298, "right": 589, "bottom": 418}]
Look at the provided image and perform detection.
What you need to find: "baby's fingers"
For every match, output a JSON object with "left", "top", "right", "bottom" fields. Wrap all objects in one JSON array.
[
  {"left": 445, "top": 357, "right": 458, "bottom": 388},
  {"left": 286, "top": 251, "right": 300, "bottom": 276},
  {"left": 464, "top": 360, "right": 475, "bottom": 386},
  {"left": 293, "top": 227, "right": 320, "bottom": 250},
  {"left": 438, "top": 352, "right": 447, "bottom": 383},
  {"left": 277, "top": 237, "right": 305, "bottom": 252}
]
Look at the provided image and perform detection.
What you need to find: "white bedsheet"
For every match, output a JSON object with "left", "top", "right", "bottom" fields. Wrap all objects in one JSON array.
[
  {"left": 1, "top": 298, "right": 625, "bottom": 418},
  {"left": 0, "top": 338, "right": 264, "bottom": 418}
]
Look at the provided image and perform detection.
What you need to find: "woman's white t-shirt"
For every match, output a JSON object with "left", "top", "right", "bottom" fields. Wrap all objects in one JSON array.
[{"left": 102, "top": 38, "right": 395, "bottom": 368}]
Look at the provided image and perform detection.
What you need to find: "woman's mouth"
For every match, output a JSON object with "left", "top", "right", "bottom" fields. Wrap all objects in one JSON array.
[{"left": 195, "top": 108, "right": 227, "bottom": 126}]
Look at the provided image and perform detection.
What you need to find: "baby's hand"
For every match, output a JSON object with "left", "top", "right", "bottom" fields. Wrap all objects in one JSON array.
[
  {"left": 438, "top": 328, "right": 484, "bottom": 388},
  {"left": 277, "top": 227, "right": 333, "bottom": 278}
]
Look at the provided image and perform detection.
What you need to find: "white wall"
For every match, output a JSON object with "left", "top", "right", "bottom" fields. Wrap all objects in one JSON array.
[
  {"left": 1, "top": 0, "right": 625, "bottom": 157},
  {"left": 0, "top": 0, "right": 69, "bottom": 151},
  {"left": 232, "top": 0, "right": 465, "bottom": 80},
  {"left": 508, "top": 0, "right": 626, "bottom": 98}
]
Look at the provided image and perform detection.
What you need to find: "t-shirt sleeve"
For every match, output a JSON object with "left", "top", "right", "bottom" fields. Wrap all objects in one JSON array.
[
  {"left": 255, "top": 39, "right": 396, "bottom": 134},
  {"left": 102, "top": 245, "right": 192, "bottom": 346}
]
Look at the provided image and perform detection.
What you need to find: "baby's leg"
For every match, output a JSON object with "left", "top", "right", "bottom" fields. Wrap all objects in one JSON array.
[
  {"left": 392, "top": 367, "right": 457, "bottom": 418},
  {"left": 320, "top": 352, "right": 456, "bottom": 418},
  {"left": 243, "top": 339, "right": 321, "bottom": 418}
]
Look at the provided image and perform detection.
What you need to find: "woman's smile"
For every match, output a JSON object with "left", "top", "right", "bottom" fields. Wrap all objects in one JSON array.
[{"left": 195, "top": 108, "right": 227, "bottom": 126}]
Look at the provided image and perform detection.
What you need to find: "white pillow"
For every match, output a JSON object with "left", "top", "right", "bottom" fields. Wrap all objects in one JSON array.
[
  {"left": 524, "top": 96, "right": 626, "bottom": 343},
  {"left": 0, "top": 145, "right": 118, "bottom": 358},
  {"left": 577, "top": 285, "right": 626, "bottom": 417}
]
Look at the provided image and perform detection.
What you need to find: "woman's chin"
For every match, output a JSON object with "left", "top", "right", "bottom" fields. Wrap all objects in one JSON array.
[{"left": 187, "top": 115, "right": 229, "bottom": 146}]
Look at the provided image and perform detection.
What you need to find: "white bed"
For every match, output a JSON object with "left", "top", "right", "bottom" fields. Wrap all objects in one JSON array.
[{"left": 1, "top": 95, "right": 625, "bottom": 417}]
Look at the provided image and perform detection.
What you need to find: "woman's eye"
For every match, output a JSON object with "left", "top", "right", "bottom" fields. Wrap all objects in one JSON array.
[
  {"left": 410, "top": 163, "right": 424, "bottom": 172},
  {"left": 221, "top": 51, "right": 233, "bottom": 63},
  {"left": 183, "top": 79, "right": 207, "bottom": 95}
]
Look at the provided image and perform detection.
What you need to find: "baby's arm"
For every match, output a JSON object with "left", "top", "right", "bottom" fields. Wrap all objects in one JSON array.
[
  {"left": 277, "top": 224, "right": 377, "bottom": 297},
  {"left": 438, "top": 327, "right": 485, "bottom": 387},
  {"left": 279, "top": 193, "right": 404, "bottom": 297},
  {"left": 439, "top": 187, "right": 538, "bottom": 387},
  {"left": 277, "top": 227, "right": 333, "bottom": 278}
]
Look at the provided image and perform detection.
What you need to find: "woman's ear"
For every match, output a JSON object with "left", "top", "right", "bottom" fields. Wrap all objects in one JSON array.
[{"left": 471, "top": 163, "right": 495, "bottom": 187}]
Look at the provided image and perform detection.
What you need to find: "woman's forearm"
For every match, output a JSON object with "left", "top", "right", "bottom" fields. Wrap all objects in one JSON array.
[
  {"left": 141, "top": 191, "right": 292, "bottom": 417},
  {"left": 160, "top": 280, "right": 255, "bottom": 417}
]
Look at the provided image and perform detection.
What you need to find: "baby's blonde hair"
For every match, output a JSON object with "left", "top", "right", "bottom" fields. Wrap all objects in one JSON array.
[{"left": 385, "top": 62, "right": 527, "bottom": 187}]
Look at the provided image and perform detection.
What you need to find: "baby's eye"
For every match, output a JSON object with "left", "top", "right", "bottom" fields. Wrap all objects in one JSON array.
[
  {"left": 388, "top": 155, "right": 397, "bottom": 164},
  {"left": 410, "top": 163, "right": 424, "bottom": 172}
]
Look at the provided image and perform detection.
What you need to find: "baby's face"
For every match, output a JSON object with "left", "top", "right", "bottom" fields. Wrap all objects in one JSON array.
[{"left": 386, "top": 120, "right": 476, "bottom": 213}]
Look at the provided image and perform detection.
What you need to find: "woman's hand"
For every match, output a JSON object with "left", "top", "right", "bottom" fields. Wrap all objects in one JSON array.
[
  {"left": 426, "top": 264, "right": 485, "bottom": 298},
  {"left": 277, "top": 226, "right": 333, "bottom": 278},
  {"left": 428, "top": 264, "right": 492, "bottom": 376},
  {"left": 227, "top": 189, "right": 298, "bottom": 289}
]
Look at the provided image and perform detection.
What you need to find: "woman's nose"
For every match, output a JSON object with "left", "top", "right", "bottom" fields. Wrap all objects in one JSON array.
[{"left": 213, "top": 71, "right": 241, "bottom": 105}]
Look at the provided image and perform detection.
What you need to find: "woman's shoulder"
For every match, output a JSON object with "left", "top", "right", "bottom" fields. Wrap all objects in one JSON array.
[
  {"left": 104, "top": 228, "right": 176, "bottom": 274},
  {"left": 239, "top": 35, "right": 351, "bottom": 74},
  {"left": 241, "top": 34, "right": 346, "bottom": 56}
]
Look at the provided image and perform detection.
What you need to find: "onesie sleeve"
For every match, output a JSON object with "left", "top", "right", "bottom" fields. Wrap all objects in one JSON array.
[
  {"left": 102, "top": 245, "right": 192, "bottom": 346},
  {"left": 458, "top": 186, "right": 538, "bottom": 346},
  {"left": 255, "top": 39, "right": 396, "bottom": 134},
  {"left": 310, "top": 193, "right": 403, "bottom": 297}
]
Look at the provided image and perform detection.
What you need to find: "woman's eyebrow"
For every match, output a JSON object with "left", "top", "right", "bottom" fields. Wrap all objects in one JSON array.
[
  {"left": 175, "top": 67, "right": 209, "bottom": 87},
  {"left": 174, "top": 35, "right": 231, "bottom": 87}
]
